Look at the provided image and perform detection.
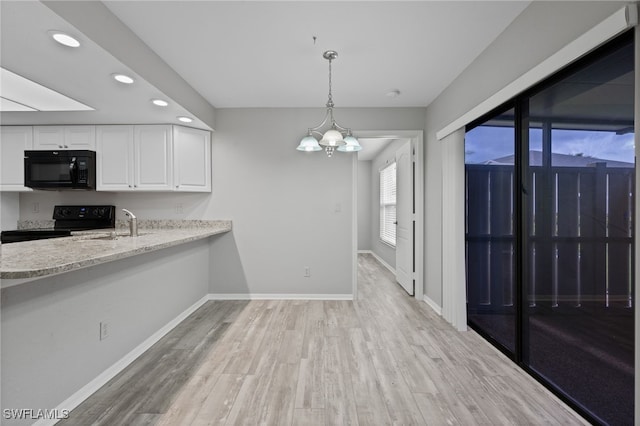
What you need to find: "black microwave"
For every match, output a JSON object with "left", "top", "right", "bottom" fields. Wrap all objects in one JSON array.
[{"left": 24, "top": 150, "right": 96, "bottom": 190}]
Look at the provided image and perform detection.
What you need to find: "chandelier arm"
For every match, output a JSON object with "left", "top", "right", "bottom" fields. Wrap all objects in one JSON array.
[
  {"left": 331, "top": 121, "right": 351, "bottom": 133},
  {"left": 307, "top": 108, "right": 332, "bottom": 132}
]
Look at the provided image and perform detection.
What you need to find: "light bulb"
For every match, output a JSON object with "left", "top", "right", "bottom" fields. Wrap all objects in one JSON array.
[{"left": 320, "top": 129, "right": 345, "bottom": 147}]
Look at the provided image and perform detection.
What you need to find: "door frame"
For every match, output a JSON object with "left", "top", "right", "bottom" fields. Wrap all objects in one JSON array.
[{"left": 351, "top": 130, "right": 424, "bottom": 301}]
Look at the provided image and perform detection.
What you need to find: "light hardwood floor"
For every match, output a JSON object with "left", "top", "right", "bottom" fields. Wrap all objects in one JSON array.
[{"left": 60, "top": 254, "right": 586, "bottom": 425}]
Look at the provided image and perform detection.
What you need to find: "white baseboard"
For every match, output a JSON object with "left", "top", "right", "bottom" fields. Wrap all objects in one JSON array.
[
  {"left": 208, "top": 293, "right": 353, "bottom": 301},
  {"left": 423, "top": 295, "right": 442, "bottom": 316},
  {"left": 36, "top": 295, "right": 211, "bottom": 426},
  {"left": 358, "top": 250, "right": 396, "bottom": 274}
]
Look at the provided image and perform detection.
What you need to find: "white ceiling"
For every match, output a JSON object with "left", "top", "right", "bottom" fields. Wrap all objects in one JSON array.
[
  {"left": 103, "top": 1, "right": 530, "bottom": 108},
  {"left": 0, "top": 1, "right": 531, "bottom": 127}
]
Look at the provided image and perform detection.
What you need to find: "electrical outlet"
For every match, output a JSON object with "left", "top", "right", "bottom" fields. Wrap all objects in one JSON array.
[
  {"left": 32, "top": 202, "right": 39, "bottom": 213},
  {"left": 99, "top": 322, "right": 109, "bottom": 341},
  {"left": 304, "top": 266, "right": 311, "bottom": 277},
  {"left": 176, "top": 203, "right": 183, "bottom": 214}
]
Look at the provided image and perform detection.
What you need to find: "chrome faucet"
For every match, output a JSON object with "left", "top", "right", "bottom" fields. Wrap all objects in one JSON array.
[{"left": 122, "top": 209, "right": 138, "bottom": 237}]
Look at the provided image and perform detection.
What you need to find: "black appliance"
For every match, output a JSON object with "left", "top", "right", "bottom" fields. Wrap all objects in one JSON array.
[
  {"left": 24, "top": 150, "right": 96, "bottom": 190},
  {"left": 0, "top": 205, "right": 115, "bottom": 244}
]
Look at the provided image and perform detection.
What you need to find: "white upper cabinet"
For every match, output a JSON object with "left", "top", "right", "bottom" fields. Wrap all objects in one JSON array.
[
  {"left": 8, "top": 124, "right": 211, "bottom": 193},
  {"left": 34, "top": 126, "right": 96, "bottom": 150},
  {"left": 0, "top": 126, "right": 33, "bottom": 192},
  {"left": 97, "top": 125, "right": 176, "bottom": 191},
  {"left": 96, "top": 125, "right": 135, "bottom": 191},
  {"left": 173, "top": 126, "right": 211, "bottom": 192},
  {"left": 134, "top": 125, "right": 173, "bottom": 191}
]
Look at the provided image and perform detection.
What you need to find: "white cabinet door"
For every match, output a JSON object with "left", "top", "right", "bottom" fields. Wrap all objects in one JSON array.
[
  {"left": 96, "top": 126, "right": 134, "bottom": 191},
  {"left": 173, "top": 126, "right": 211, "bottom": 192},
  {"left": 65, "top": 126, "right": 96, "bottom": 150},
  {"left": 34, "top": 126, "right": 95, "bottom": 150},
  {"left": 0, "top": 126, "right": 33, "bottom": 191},
  {"left": 33, "top": 126, "right": 64, "bottom": 149},
  {"left": 134, "top": 125, "right": 173, "bottom": 191}
]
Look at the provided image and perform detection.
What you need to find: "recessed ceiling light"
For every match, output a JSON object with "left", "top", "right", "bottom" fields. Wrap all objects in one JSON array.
[
  {"left": 49, "top": 31, "right": 80, "bottom": 48},
  {"left": 112, "top": 74, "right": 134, "bottom": 84},
  {"left": 151, "top": 99, "right": 168, "bottom": 107},
  {"left": 177, "top": 116, "right": 193, "bottom": 123}
]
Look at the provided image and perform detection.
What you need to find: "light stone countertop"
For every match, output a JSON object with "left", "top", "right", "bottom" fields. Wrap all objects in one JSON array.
[{"left": 1, "top": 220, "right": 231, "bottom": 283}]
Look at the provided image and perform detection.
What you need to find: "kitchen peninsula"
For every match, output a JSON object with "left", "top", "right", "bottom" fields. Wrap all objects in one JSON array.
[
  {"left": 1, "top": 220, "right": 232, "bottom": 283},
  {"left": 1, "top": 219, "right": 233, "bottom": 425}
]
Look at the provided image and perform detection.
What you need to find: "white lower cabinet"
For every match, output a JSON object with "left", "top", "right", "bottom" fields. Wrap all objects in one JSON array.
[
  {"left": 1, "top": 126, "right": 33, "bottom": 191},
  {"left": 97, "top": 124, "right": 210, "bottom": 192}
]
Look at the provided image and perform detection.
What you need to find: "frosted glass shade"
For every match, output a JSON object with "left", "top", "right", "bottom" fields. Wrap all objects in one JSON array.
[
  {"left": 296, "top": 135, "right": 322, "bottom": 152},
  {"left": 337, "top": 135, "right": 362, "bottom": 152},
  {"left": 319, "top": 129, "right": 345, "bottom": 147}
]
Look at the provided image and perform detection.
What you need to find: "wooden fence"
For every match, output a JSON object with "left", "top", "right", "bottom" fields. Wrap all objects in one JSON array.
[{"left": 466, "top": 163, "right": 634, "bottom": 311}]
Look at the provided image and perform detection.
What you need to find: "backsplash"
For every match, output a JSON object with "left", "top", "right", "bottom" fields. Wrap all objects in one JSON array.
[{"left": 18, "top": 191, "right": 213, "bottom": 222}]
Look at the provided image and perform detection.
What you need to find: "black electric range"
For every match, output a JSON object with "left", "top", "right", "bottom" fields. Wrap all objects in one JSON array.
[{"left": 1, "top": 205, "right": 115, "bottom": 244}]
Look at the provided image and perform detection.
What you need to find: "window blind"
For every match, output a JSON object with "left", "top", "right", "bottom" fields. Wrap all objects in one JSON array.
[{"left": 380, "top": 162, "right": 397, "bottom": 246}]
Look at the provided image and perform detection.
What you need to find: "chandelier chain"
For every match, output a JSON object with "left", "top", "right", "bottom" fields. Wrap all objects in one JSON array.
[{"left": 327, "top": 57, "right": 334, "bottom": 108}]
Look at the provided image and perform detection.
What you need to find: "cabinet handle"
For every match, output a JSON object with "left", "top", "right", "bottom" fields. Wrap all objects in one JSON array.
[
  {"left": 64, "top": 145, "right": 68, "bottom": 148},
  {"left": 58, "top": 145, "right": 63, "bottom": 148},
  {"left": 128, "top": 185, "right": 132, "bottom": 188}
]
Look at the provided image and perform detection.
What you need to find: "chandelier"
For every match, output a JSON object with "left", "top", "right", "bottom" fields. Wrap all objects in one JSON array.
[{"left": 296, "top": 50, "right": 361, "bottom": 157}]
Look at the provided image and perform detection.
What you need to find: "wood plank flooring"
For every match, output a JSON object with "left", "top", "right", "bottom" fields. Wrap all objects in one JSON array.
[{"left": 59, "top": 254, "right": 586, "bottom": 425}]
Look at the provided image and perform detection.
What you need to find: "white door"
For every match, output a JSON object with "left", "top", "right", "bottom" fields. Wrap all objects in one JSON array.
[{"left": 395, "top": 141, "right": 413, "bottom": 295}]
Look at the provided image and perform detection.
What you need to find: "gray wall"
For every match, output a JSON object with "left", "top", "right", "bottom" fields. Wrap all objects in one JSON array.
[
  {"left": 18, "top": 107, "right": 426, "bottom": 296},
  {"left": 207, "top": 108, "right": 425, "bottom": 295},
  {"left": 422, "top": 0, "right": 627, "bottom": 307},
  {"left": 1, "top": 238, "right": 212, "bottom": 425},
  {"left": 357, "top": 160, "right": 372, "bottom": 251},
  {"left": 1, "top": 193, "right": 19, "bottom": 231}
]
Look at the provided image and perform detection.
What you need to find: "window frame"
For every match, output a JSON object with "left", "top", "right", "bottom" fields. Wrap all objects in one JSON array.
[{"left": 379, "top": 161, "right": 397, "bottom": 247}]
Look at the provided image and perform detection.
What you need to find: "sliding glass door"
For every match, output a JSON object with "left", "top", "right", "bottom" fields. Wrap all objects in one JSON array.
[
  {"left": 465, "top": 31, "right": 634, "bottom": 425},
  {"left": 465, "top": 108, "right": 516, "bottom": 353}
]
